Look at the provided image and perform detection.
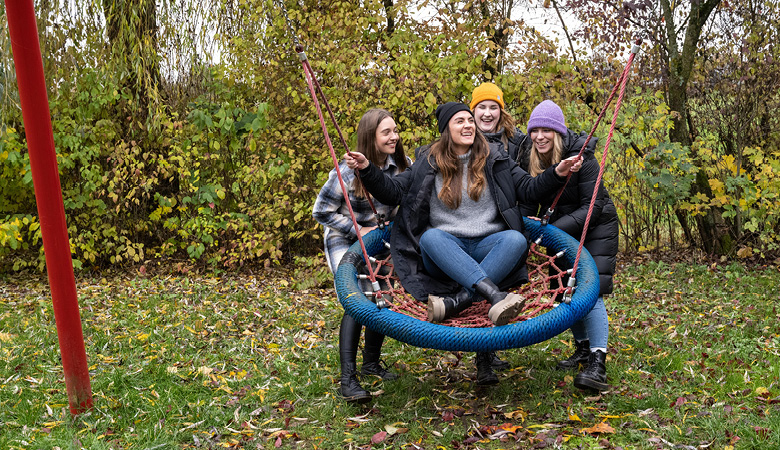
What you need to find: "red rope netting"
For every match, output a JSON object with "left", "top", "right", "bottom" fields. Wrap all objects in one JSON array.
[{"left": 359, "top": 241, "right": 572, "bottom": 328}]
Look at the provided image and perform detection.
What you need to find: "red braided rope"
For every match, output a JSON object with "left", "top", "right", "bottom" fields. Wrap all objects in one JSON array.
[
  {"left": 544, "top": 70, "right": 625, "bottom": 220},
  {"left": 297, "top": 49, "right": 378, "bottom": 284},
  {"left": 569, "top": 41, "right": 640, "bottom": 282},
  {"left": 300, "top": 57, "right": 382, "bottom": 217},
  {"left": 543, "top": 38, "right": 643, "bottom": 224}
]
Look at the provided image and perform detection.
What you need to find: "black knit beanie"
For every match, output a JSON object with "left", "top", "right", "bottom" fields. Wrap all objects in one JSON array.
[{"left": 435, "top": 102, "right": 472, "bottom": 134}]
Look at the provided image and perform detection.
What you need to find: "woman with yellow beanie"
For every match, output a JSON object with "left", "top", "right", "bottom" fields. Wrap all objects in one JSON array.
[
  {"left": 469, "top": 82, "right": 527, "bottom": 162},
  {"left": 469, "top": 82, "right": 528, "bottom": 372}
]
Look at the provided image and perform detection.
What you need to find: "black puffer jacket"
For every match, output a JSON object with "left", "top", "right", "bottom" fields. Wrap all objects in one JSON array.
[
  {"left": 483, "top": 128, "right": 528, "bottom": 161},
  {"left": 359, "top": 144, "right": 567, "bottom": 301},
  {"left": 517, "top": 130, "right": 619, "bottom": 295}
]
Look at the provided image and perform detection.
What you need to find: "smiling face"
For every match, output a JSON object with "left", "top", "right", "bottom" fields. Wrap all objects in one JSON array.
[
  {"left": 375, "top": 116, "right": 399, "bottom": 158},
  {"left": 448, "top": 111, "right": 475, "bottom": 153},
  {"left": 473, "top": 100, "right": 501, "bottom": 133},
  {"left": 530, "top": 128, "right": 557, "bottom": 155}
]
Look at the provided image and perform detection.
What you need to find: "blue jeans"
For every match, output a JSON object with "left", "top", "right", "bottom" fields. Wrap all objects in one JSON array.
[
  {"left": 419, "top": 228, "right": 527, "bottom": 294},
  {"left": 570, "top": 296, "right": 609, "bottom": 349}
]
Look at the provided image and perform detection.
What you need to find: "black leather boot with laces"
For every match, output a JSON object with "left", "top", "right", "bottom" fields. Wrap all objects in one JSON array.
[
  {"left": 489, "top": 351, "right": 510, "bottom": 371},
  {"left": 556, "top": 339, "right": 591, "bottom": 371},
  {"left": 475, "top": 352, "right": 499, "bottom": 385},
  {"left": 573, "top": 350, "right": 608, "bottom": 391},
  {"left": 361, "top": 328, "right": 398, "bottom": 381}
]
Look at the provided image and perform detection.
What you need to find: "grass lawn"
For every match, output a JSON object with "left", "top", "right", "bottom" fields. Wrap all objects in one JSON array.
[{"left": 1, "top": 256, "right": 779, "bottom": 449}]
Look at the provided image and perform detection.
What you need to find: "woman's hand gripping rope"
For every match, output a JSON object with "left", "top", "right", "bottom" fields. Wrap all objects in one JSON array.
[{"left": 345, "top": 151, "right": 370, "bottom": 170}]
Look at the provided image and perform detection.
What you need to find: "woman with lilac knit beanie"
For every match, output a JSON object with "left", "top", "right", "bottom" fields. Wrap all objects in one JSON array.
[{"left": 518, "top": 100, "right": 619, "bottom": 392}]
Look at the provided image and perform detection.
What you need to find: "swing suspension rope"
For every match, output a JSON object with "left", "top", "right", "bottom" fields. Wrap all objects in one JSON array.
[
  {"left": 276, "top": 0, "right": 387, "bottom": 295},
  {"left": 541, "top": 38, "right": 642, "bottom": 301}
]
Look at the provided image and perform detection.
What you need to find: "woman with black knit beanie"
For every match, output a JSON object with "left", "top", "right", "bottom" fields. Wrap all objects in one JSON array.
[{"left": 345, "top": 102, "right": 582, "bottom": 386}]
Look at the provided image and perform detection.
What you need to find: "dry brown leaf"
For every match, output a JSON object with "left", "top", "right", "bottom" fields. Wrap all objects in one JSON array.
[{"left": 581, "top": 422, "right": 615, "bottom": 435}]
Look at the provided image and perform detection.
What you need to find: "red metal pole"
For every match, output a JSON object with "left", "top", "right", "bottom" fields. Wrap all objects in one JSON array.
[{"left": 4, "top": 0, "right": 93, "bottom": 414}]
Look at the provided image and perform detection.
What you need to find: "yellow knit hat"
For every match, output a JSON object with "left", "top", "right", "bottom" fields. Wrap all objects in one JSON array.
[{"left": 470, "top": 82, "right": 505, "bottom": 110}]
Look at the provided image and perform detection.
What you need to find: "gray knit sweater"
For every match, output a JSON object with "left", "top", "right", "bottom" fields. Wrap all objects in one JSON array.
[{"left": 428, "top": 152, "right": 506, "bottom": 238}]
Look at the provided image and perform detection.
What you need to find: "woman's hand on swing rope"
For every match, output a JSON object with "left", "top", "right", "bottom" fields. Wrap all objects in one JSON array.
[
  {"left": 345, "top": 152, "right": 369, "bottom": 170},
  {"left": 359, "top": 225, "right": 378, "bottom": 236},
  {"left": 554, "top": 155, "right": 583, "bottom": 177}
]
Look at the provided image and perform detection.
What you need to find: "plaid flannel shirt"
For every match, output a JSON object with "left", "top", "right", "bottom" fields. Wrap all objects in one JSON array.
[{"left": 313, "top": 155, "right": 409, "bottom": 273}]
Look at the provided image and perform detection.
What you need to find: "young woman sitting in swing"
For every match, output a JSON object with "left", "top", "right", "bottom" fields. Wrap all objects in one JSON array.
[{"left": 345, "top": 102, "right": 582, "bottom": 385}]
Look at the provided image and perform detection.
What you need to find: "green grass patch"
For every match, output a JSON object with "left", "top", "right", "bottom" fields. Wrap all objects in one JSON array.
[{"left": 1, "top": 260, "right": 779, "bottom": 449}]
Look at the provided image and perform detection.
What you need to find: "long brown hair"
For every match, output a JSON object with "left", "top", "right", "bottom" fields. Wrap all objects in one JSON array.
[
  {"left": 427, "top": 126, "right": 490, "bottom": 209},
  {"left": 497, "top": 107, "right": 517, "bottom": 142},
  {"left": 528, "top": 131, "right": 564, "bottom": 177},
  {"left": 352, "top": 109, "right": 408, "bottom": 197}
]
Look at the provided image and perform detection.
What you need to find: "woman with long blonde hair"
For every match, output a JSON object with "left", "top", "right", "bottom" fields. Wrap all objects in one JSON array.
[{"left": 519, "top": 100, "right": 619, "bottom": 392}]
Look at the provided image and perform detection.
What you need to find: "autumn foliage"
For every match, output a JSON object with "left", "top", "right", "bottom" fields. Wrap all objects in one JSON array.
[{"left": 1, "top": 0, "right": 779, "bottom": 272}]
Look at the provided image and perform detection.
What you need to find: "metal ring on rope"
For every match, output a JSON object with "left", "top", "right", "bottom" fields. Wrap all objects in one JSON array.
[{"left": 334, "top": 218, "right": 601, "bottom": 352}]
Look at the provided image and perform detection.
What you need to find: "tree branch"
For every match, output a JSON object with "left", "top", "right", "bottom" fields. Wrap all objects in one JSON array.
[{"left": 552, "top": 0, "right": 577, "bottom": 62}]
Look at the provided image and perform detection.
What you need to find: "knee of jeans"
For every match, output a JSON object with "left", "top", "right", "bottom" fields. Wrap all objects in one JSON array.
[
  {"left": 420, "top": 228, "right": 445, "bottom": 248},
  {"left": 504, "top": 230, "right": 527, "bottom": 251}
]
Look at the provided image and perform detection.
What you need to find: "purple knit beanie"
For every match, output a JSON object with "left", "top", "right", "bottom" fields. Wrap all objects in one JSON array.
[{"left": 527, "top": 100, "right": 567, "bottom": 135}]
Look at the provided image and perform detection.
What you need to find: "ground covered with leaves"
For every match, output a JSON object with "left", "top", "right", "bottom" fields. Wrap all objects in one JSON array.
[{"left": 1, "top": 256, "right": 779, "bottom": 449}]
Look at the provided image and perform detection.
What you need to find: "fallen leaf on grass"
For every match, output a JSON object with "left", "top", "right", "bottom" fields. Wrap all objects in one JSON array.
[
  {"left": 528, "top": 424, "right": 563, "bottom": 430},
  {"left": 385, "top": 424, "right": 408, "bottom": 435},
  {"left": 497, "top": 423, "right": 523, "bottom": 434},
  {"left": 505, "top": 408, "right": 527, "bottom": 420},
  {"left": 755, "top": 386, "right": 770, "bottom": 396},
  {"left": 371, "top": 431, "right": 387, "bottom": 444},
  {"left": 581, "top": 422, "right": 615, "bottom": 435}
]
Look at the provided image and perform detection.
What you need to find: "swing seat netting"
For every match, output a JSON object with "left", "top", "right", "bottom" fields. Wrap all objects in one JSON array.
[{"left": 335, "top": 217, "right": 600, "bottom": 352}]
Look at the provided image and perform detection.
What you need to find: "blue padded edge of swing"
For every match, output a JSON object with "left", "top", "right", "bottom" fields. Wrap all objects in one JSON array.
[{"left": 335, "top": 218, "right": 600, "bottom": 352}]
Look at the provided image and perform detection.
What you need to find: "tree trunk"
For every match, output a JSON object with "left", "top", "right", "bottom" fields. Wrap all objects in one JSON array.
[
  {"left": 383, "top": 0, "right": 395, "bottom": 36},
  {"left": 476, "top": 0, "right": 512, "bottom": 76},
  {"left": 661, "top": 0, "right": 732, "bottom": 255}
]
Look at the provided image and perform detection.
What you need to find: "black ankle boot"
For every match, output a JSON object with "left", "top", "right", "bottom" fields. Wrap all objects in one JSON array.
[
  {"left": 474, "top": 278, "right": 525, "bottom": 326},
  {"left": 475, "top": 352, "right": 499, "bottom": 385},
  {"left": 573, "top": 350, "right": 608, "bottom": 392},
  {"left": 556, "top": 339, "right": 591, "bottom": 371},
  {"left": 361, "top": 328, "right": 398, "bottom": 381},
  {"left": 340, "top": 370, "right": 371, "bottom": 403},
  {"left": 339, "top": 315, "right": 371, "bottom": 403},
  {"left": 489, "top": 351, "right": 510, "bottom": 371},
  {"left": 427, "top": 288, "right": 474, "bottom": 323}
]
